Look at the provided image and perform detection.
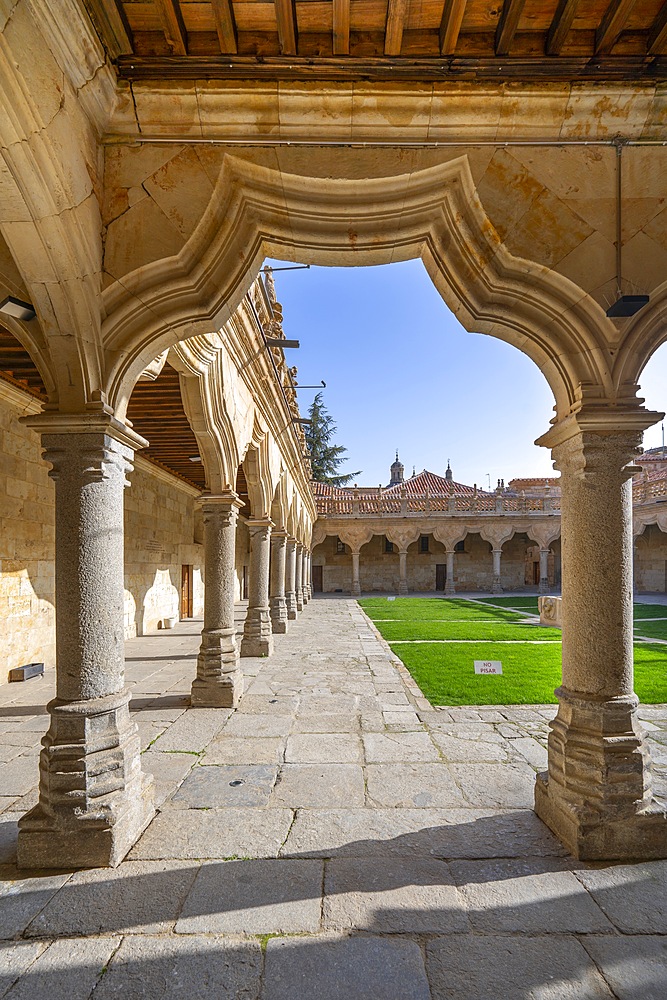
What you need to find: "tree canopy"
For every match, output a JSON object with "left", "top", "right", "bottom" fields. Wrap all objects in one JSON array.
[{"left": 305, "top": 392, "right": 361, "bottom": 487}]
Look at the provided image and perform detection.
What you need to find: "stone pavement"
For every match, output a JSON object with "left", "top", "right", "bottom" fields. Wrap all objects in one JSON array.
[{"left": 2, "top": 597, "right": 667, "bottom": 998}]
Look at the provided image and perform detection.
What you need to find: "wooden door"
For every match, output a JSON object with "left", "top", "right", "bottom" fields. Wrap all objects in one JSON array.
[
  {"left": 181, "top": 564, "right": 193, "bottom": 619},
  {"left": 242, "top": 565, "right": 248, "bottom": 601},
  {"left": 312, "top": 565, "right": 323, "bottom": 593},
  {"left": 435, "top": 564, "right": 446, "bottom": 591}
]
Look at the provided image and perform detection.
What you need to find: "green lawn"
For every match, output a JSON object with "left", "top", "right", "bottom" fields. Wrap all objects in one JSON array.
[
  {"left": 634, "top": 620, "right": 667, "bottom": 641},
  {"left": 475, "top": 596, "right": 540, "bottom": 614},
  {"left": 360, "top": 596, "right": 667, "bottom": 706},
  {"left": 634, "top": 604, "right": 667, "bottom": 620}
]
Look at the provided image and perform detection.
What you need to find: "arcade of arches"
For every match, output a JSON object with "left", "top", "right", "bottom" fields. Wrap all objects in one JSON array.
[{"left": 3, "top": 0, "right": 667, "bottom": 873}]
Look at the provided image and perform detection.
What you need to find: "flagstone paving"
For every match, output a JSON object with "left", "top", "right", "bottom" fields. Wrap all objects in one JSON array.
[{"left": 2, "top": 597, "right": 667, "bottom": 997}]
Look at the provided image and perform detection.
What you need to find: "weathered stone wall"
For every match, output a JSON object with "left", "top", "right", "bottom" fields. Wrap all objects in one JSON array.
[
  {"left": 635, "top": 524, "right": 667, "bottom": 592},
  {"left": 0, "top": 384, "right": 55, "bottom": 676},
  {"left": 123, "top": 458, "right": 204, "bottom": 637},
  {"left": 1, "top": 386, "right": 206, "bottom": 676}
]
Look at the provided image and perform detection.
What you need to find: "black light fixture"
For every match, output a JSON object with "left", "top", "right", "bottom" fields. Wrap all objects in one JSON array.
[
  {"left": 294, "top": 380, "right": 327, "bottom": 389},
  {"left": 606, "top": 141, "right": 649, "bottom": 319},
  {"left": 188, "top": 455, "right": 202, "bottom": 463},
  {"left": 293, "top": 418, "right": 312, "bottom": 425},
  {"left": 0, "top": 295, "right": 36, "bottom": 321},
  {"left": 266, "top": 337, "right": 300, "bottom": 348}
]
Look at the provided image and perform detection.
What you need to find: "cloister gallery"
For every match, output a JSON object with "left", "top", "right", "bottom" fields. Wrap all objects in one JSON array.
[{"left": 3, "top": 0, "right": 667, "bottom": 910}]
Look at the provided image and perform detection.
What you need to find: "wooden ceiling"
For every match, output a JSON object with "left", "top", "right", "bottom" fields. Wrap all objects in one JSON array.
[
  {"left": 85, "top": 0, "right": 667, "bottom": 80},
  {"left": 0, "top": 326, "right": 47, "bottom": 400}
]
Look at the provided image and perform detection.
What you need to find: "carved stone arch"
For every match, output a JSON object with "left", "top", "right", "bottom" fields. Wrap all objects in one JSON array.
[
  {"left": 634, "top": 510, "right": 667, "bottom": 538},
  {"left": 432, "top": 525, "right": 470, "bottom": 551},
  {"left": 0, "top": 311, "right": 58, "bottom": 402},
  {"left": 102, "top": 154, "right": 620, "bottom": 422},
  {"left": 385, "top": 525, "right": 422, "bottom": 551},
  {"left": 271, "top": 473, "right": 289, "bottom": 531},
  {"left": 311, "top": 523, "right": 328, "bottom": 548},
  {"left": 612, "top": 278, "right": 667, "bottom": 404},
  {"left": 337, "top": 526, "right": 375, "bottom": 552},
  {"left": 479, "top": 525, "right": 516, "bottom": 549},
  {"left": 524, "top": 523, "right": 562, "bottom": 550},
  {"left": 169, "top": 336, "right": 240, "bottom": 493}
]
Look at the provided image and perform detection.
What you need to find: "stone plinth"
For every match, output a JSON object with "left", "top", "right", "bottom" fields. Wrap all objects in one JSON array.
[{"left": 538, "top": 595, "right": 562, "bottom": 627}]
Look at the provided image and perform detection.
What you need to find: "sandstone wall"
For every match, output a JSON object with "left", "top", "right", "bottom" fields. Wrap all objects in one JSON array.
[
  {"left": 1, "top": 385, "right": 206, "bottom": 678},
  {"left": 635, "top": 524, "right": 667, "bottom": 592},
  {"left": 0, "top": 383, "right": 55, "bottom": 676}
]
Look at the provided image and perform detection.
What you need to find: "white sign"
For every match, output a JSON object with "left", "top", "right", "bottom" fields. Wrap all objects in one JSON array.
[
  {"left": 387, "top": 596, "right": 396, "bottom": 602},
  {"left": 474, "top": 660, "right": 503, "bottom": 675}
]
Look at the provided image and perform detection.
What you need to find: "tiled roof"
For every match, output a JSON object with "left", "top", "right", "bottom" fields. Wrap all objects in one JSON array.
[
  {"left": 508, "top": 477, "right": 561, "bottom": 490},
  {"left": 383, "top": 470, "right": 477, "bottom": 497}
]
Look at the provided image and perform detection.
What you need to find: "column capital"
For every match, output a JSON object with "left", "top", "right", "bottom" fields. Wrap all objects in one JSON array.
[
  {"left": 247, "top": 517, "right": 274, "bottom": 534},
  {"left": 23, "top": 410, "right": 149, "bottom": 453},
  {"left": 196, "top": 490, "right": 245, "bottom": 512},
  {"left": 271, "top": 528, "right": 289, "bottom": 540}
]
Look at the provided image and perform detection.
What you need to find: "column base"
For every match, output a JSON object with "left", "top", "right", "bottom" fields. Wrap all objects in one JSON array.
[
  {"left": 286, "top": 593, "right": 298, "bottom": 619},
  {"left": 17, "top": 690, "right": 154, "bottom": 870},
  {"left": 492, "top": 577, "right": 503, "bottom": 594},
  {"left": 191, "top": 669, "right": 243, "bottom": 707},
  {"left": 398, "top": 581, "right": 408, "bottom": 595},
  {"left": 192, "top": 630, "right": 242, "bottom": 707},
  {"left": 539, "top": 577, "right": 550, "bottom": 594},
  {"left": 241, "top": 608, "right": 274, "bottom": 658},
  {"left": 445, "top": 582, "right": 456, "bottom": 596},
  {"left": 240, "top": 637, "right": 274, "bottom": 657},
  {"left": 535, "top": 772, "right": 667, "bottom": 860},
  {"left": 270, "top": 596, "right": 289, "bottom": 634},
  {"left": 296, "top": 591, "right": 304, "bottom": 611},
  {"left": 351, "top": 585, "right": 361, "bottom": 598}
]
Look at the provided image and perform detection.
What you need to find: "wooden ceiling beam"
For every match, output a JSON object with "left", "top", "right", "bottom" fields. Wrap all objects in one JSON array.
[
  {"left": 595, "top": 0, "right": 639, "bottom": 55},
  {"left": 439, "top": 0, "right": 467, "bottom": 55},
  {"left": 546, "top": 0, "right": 580, "bottom": 55},
  {"left": 212, "top": 0, "right": 238, "bottom": 54},
  {"left": 154, "top": 0, "right": 188, "bottom": 56},
  {"left": 82, "top": 0, "right": 133, "bottom": 57},
  {"left": 275, "top": 0, "right": 298, "bottom": 55},
  {"left": 385, "top": 0, "right": 409, "bottom": 56},
  {"left": 648, "top": 1, "right": 667, "bottom": 54},
  {"left": 495, "top": 0, "right": 528, "bottom": 55},
  {"left": 333, "top": 0, "right": 350, "bottom": 55}
]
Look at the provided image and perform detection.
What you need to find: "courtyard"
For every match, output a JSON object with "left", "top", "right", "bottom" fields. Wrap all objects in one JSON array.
[{"left": 2, "top": 597, "right": 667, "bottom": 998}]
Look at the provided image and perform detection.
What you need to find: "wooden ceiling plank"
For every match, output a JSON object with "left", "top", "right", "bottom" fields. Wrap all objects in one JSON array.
[
  {"left": 595, "top": 0, "right": 639, "bottom": 54},
  {"left": 154, "top": 0, "right": 188, "bottom": 55},
  {"left": 83, "top": 0, "right": 134, "bottom": 56},
  {"left": 275, "top": 0, "right": 298, "bottom": 55},
  {"left": 385, "top": 0, "right": 409, "bottom": 55},
  {"left": 333, "top": 0, "right": 350, "bottom": 55},
  {"left": 648, "top": 1, "right": 667, "bottom": 54},
  {"left": 212, "top": 0, "right": 238, "bottom": 53},
  {"left": 495, "top": 0, "right": 528, "bottom": 55},
  {"left": 546, "top": 0, "right": 580, "bottom": 55},
  {"left": 439, "top": 0, "right": 467, "bottom": 55}
]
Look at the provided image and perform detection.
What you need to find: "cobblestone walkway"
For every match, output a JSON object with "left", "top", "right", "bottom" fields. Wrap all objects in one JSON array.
[{"left": 2, "top": 598, "right": 667, "bottom": 998}]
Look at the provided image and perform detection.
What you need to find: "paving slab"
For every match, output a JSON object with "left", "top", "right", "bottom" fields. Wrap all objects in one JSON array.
[
  {"left": 285, "top": 735, "right": 363, "bottom": 764},
  {"left": 324, "top": 857, "right": 469, "bottom": 932},
  {"left": 582, "top": 935, "right": 667, "bottom": 1000},
  {"left": 0, "top": 941, "right": 47, "bottom": 997},
  {"left": 450, "top": 859, "right": 613, "bottom": 932},
  {"left": 92, "top": 934, "right": 262, "bottom": 1000},
  {"left": 426, "top": 935, "right": 615, "bottom": 999},
  {"left": 431, "top": 733, "right": 510, "bottom": 763},
  {"left": 25, "top": 860, "right": 198, "bottom": 937},
  {"left": 176, "top": 859, "right": 323, "bottom": 934},
  {"left": 223, "top": 714, "right": 292, "bottom": 738},
  {"left": 2, "top": 936, "right": 120, "bottom": 1000},
  {"left": 270, "top": 764, "right": 365, "bottom": 808},
  {"left": 575, "top": 860, "right": 667, "bottom": 932},
  {"left": 263, "top": 934, "right": 431, "bottom": 1000},
  {"left": 172, "top": 765, "right": 278, "bottom": 808},
  {"left": 0, "top": 757, "right": 38, "bottom": 797},
  {"left": 363, "top": 732, "right": 440, "bottom": 763},
  {"left": 151, "top": 710, "right": 231, "bottom": 752},
  {"left": 0, "top": 814, "right": 19, "bottom": 865},
  {"left": 448, "top": 762, "right": 537, "bottom": 808},
  {"left": 290, "top": 714, "right": 360, "bottom": 734},
  {"left": 130, "top": 806, "right": 294, "bottom": 860},
  {"left": 0, "top": 869, "right": 72, "bottom": 940},
  {"left": 201, "top": 736, "right": 285, "bottom": 765},
  {"left": 365, "top": 763, "right": 467, "bottom": 808}
]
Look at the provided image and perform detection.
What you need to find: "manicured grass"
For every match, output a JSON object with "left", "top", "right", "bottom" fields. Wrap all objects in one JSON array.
[
  {"left": 392, "top": 641, "right": 562, "bottom": 705},
  {"left": 634, "top": 604, "right": 667, "bottom": 620},
  {"left": 376, "top": 620, "right": 563, "bottom": 642},
  {"left": 359, "top": 597, "right": 524, "bottom": 623},
  {"left": 476, "top": 597, "right": 540, "bottom": 613},
  {"left": 362, "top": 596, "right": 667, "bottom": 705},
  {"left": 634, "top": 620, "right": 667, "bottom": 641}
]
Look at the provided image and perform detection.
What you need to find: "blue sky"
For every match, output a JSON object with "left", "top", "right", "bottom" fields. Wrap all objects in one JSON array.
[{"left": 265, "top": 258, "right": 667, "bottom": 489}]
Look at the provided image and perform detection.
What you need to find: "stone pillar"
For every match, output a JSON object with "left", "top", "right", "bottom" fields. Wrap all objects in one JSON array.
[
  {"left": 539, "top": 548, "right": 550, "bottom": 594},
  {"left": 445, "top": 550, "right": 456, "bottom": 595},
  {"left": 191, "top": 493, "right": 244, "bottom": 707},
  {"left": 304, "top": 550, "right": 312, "bottom": 601},
  {"left": 534, "top": 417, "right": 667, "bottom": 860},
  {"left": 17, "top": 416, "right": 154, "bottom": 870},
  {"left": 398, "top": 549, "right": 409, "bottom": 595},
  {"left": 295, "top": 542, "right": 304, "bottom": 611},
  {"left": 270, "top": 530, "right": 289, "bottom": 634},
  {"left": 286, "top": 537, "right": 298, "bottom": 620},
  {"left": 300, "top": 547, "right": 309, "bottom": 604},
  {"left": 351, "top": 548, "right": 361, "bottom": 597},
  {"left": 241, "top": 519, "right": 274, "bottom": 657},
  {"left": 492, "top": 548, "right": 503, "bottom": 593}
]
